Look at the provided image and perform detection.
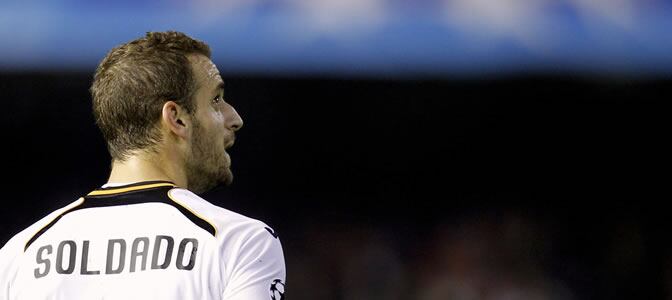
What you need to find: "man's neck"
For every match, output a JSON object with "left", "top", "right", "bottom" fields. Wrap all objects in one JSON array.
[{"left": 107, "top": 153, "right": 187, "bottom": 188}]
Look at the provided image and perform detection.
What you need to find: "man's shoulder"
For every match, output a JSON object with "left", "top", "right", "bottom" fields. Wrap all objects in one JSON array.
[{"left": 167, "top": 188, "right": 276, "bottom": 240}]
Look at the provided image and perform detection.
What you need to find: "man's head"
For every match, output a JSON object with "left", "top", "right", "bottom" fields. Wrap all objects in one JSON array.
[{"left": 91, "top": 31, "right": 243, "bottom": 193}]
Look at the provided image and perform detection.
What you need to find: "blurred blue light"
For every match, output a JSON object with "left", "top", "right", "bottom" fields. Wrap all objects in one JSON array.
[{"left": 0, "top": 0, "right": 670, "bottom": 77}]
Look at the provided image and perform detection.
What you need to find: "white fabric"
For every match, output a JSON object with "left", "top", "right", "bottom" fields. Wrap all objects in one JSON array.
[{"left": 0, "top": 185, "right": 285, "bottom": 300}]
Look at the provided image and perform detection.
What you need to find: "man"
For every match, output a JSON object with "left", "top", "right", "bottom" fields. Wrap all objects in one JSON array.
[{"left": 0, "top": 31, "right": 286, "bottom": 300}]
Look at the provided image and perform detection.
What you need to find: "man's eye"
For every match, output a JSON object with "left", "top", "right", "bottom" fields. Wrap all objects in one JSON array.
[{"left": 213, "top": 95, "right": 222, "bottom": 103}]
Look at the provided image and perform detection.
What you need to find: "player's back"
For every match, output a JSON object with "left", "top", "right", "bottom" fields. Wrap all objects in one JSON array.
[{"left": 0, "top": 181, "right": 286, "bottom": 300}]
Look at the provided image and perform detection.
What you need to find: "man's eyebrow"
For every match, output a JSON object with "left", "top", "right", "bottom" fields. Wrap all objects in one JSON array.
[{"left": 213, "top": 82, "right": 225, "bottom": 93}]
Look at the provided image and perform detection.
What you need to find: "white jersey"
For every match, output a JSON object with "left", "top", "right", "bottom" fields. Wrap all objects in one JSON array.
[{"left": 0, "top": 181, "right": 286, "bottom": 300}]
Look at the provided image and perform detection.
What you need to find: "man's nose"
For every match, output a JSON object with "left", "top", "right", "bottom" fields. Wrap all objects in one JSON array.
[{"left": 228, "top": 107, "right": 243, "bottom": 132}]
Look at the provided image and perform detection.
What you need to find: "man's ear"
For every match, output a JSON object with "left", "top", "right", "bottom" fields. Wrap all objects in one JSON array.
[{"left": 162, "top": 101, "right": 190, "bottom": 138}]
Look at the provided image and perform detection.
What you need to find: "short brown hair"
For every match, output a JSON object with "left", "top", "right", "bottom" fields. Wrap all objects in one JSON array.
[{"left": 90, "top": 31, "right": 211, "bottom": 161}]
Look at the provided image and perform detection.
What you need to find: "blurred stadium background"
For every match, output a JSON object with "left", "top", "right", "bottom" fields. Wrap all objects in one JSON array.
[{"left": 1, "top": 1, "right": 669, "bottom": 299}]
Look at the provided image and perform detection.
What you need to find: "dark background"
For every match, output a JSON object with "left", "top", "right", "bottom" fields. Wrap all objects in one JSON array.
[{"left": 1, "top": 72, "right": 668, "bottom": 299}]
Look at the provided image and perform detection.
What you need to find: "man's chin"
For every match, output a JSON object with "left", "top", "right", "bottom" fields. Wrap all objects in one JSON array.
[
  {"left": 221, "top": 168, "right": 234, "bottom": 186},
  {"left": 187, "top": 164, "right": 234, "bottom": 194},
  {"left": 210, "top": 168, "right": 234, "bottom": 189}
]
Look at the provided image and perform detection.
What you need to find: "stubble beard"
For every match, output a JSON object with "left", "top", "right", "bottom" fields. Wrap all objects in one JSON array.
[{"left": 185, "top": 120, "right": 233, "bottom": 195}]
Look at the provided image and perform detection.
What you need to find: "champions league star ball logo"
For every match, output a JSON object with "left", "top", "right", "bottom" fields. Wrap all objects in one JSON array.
[{"left": 270, "top": 279, "right": 285, "bottom": 300}]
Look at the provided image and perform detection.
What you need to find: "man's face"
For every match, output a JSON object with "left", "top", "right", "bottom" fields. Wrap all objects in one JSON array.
[{"left": 184, "top": 54, "right": 243, "bottom": 194}]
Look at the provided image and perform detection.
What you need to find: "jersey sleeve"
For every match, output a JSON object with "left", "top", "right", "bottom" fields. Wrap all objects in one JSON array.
[
  {"left": 0, "top": 230, "right": 26, "bottom": 300},
  {"left": 0, "top": 243, "right": 14, "bottom": 300},
  {"left": 221, "top": 225, "right": 286, "bottom": 300}
]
